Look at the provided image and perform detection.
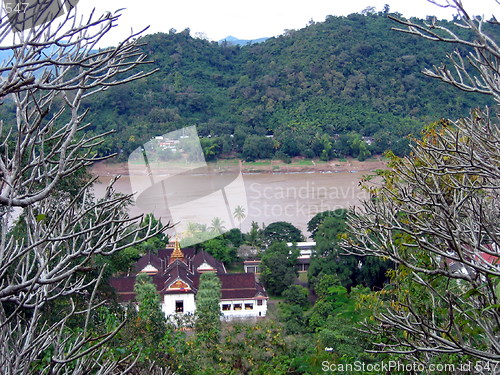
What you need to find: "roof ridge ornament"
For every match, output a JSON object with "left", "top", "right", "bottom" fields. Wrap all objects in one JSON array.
[{"left": 170, "top": 235, "right": 185, "bottom": 264}]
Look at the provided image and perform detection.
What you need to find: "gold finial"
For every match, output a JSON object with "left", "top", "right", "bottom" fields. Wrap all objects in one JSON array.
[{"left": 171, "top": 235, "right": 184, "bottom": 260}]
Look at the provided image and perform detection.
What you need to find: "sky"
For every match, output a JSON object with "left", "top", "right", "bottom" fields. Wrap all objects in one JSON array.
[{"left": 73, "top": 0, "right": 497, "bottom": 47}]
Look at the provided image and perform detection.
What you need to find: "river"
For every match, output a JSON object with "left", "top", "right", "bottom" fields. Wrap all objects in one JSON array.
[{"left": 93, "top": 170, "right": 369, "bottom": 238}]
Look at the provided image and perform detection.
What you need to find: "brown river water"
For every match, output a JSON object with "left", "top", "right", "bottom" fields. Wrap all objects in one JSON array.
[{"left": 93, "top": 170, "right": 369, "bottom": 238}]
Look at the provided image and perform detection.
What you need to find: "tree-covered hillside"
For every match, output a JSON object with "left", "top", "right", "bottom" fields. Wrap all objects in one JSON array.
[{"left": 79, "top": 10, "right": 494, "bottom": 161}]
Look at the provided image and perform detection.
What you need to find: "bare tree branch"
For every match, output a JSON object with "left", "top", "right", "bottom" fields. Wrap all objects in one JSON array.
[
  {"left": 0, "top": 2, "right": 171, "bottom": 374},
  {"left": 344, "top": 87, "right": 499, "bottom": 366},
  {"left": 389, "top": 0, "right": 500, "bottom": 103},
  {"left": 343, "top": 1, "right": 500, "bottom": 366}
]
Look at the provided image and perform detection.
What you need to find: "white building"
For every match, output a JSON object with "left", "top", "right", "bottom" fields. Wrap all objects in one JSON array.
[{"left": 110, "top": 241, "right": 268, "bottom": 320}]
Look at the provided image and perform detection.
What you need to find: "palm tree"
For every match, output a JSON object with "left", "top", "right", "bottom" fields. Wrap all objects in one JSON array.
[
  {"left": 184, "top": 221, "right": 200, "bottom": 238},
  {"left": 233, "top": 205, "right": 246, "bottom": 230},
  {"left": 209, "top": 217, "right": 226, "bottom": 235}
]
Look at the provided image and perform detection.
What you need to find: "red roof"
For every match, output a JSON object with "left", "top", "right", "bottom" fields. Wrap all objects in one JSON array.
[
  {"left": 193, "top": 273, "right": 268, "bottom": 300},
  {"left": 476, "top": 251, "right": 500, "bottom": 266}
]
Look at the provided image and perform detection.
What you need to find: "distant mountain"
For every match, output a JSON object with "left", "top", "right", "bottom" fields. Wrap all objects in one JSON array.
[{"left": 219, "top": 35, "right": 269, "bottom": 46}]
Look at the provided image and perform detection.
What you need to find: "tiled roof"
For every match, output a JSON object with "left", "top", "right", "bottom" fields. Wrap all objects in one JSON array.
[
  {"left": 193, "top": 273, "right": 268, "bottom": 301},
  {"left": 476, "top": 250, "right": 499, "bottom": 266},
  {"left": 221, "top": 289, "right": 262, "bottom": 299},
  {"left": 191, "top": 251, "right": 226, "bottom": 274},
  {"left": 109, "top": 247, "right": 267, "bottom": 303},
  {"left": 218, "top": 273, "right": 258, "bottom": 289},
  {"left": 134, "top": 252, "right": 164, "bottom": 274},
  {"left": 161, "top": 260, "right": 195, "bottom": 292},
  {"left": 109, "top": 276, "right": 136, "bottom": 302},
  {"left": 133, "top": 247, "right": 224, "bottom": 275}
]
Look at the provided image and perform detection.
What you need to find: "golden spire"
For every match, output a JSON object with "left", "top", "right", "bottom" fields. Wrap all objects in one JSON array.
[{"left": 170, "top": 235, "right": 184, "bottom": 262}]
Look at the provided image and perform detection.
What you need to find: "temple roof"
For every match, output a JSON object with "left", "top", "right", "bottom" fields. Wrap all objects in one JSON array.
[
  {"left": 110, "top": 243, "right": 267, "bottom": 303},
  {"left": 193, "top": 273, "right": 268, "bottom": 301}
]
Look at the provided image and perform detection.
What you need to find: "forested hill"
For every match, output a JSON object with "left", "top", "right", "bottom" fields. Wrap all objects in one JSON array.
[{"left": 80, "top": 11, "right": 494, "bottom": 161}]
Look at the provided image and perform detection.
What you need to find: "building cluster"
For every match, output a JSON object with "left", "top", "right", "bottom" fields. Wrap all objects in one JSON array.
[{"left": 110, "top": 240, "right": 268, "bottom": 320}]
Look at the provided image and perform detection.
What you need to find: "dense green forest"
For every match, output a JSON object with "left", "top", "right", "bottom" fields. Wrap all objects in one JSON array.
[
  {"left": 77, "top": 10, "right": 494, "bottom": 161},
  {"left": 0, "top": 10, "right": 493, "bottom": 162}
]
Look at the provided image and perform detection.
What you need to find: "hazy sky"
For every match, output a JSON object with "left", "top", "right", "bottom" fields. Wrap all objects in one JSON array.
[{"left": 75, "top": 0, "right": 495, "bottom": 46}]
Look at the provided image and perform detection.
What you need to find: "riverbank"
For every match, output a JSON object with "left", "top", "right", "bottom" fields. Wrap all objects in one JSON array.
[{"left": 90, "top": 156, "right": 387, "bottom": 177}]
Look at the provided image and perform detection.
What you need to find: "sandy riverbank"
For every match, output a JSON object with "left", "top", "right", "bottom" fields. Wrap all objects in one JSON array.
[{"left": 90, "top": 157, "right": 387, "bottom": 177}]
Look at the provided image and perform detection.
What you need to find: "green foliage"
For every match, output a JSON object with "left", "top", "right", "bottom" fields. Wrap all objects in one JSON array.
[
  {"left": 200, "top": 137, "right": 222, "bottom": 161},
  {"left": 278, "top": 285, "right": 310, "bottom": 335},
  {"left": 356, "top": 255, "right": 394, "bottom": 290},
  {"left": 195, "top": 272, "right": 222, "bottom": 346},
  {"left": 223, "top": 227, "right": 244, "bottom": 248},
  {"left": 181, "top": 222, "right": 212, "bottom": 247},
  {"left": 242, "top": 135, "right": 275, "bottom": 161},
  {"left": 314, "top": 274, "right": 342, "bottom": 299},
  {"left": 244, "top": 220, "right": 263, "bottom": 247},
  {"left": 309, "top": 214, "right": 359, "bottom": 290},
  {"left": 215, "top": 321, "right": 292, "bottom": 374},
  {"left": 275, "top": 273, "right": 379, "bottom": 365},
  {"left": 209, "top": 217, "right": 226, "bottom": 235},
  {"left": 232, "top": 205, "right": 246, "bottom": 230},
  {"left": 25, "top": 9, "right": 499, "bottom": 373},
  {"left": 133, "top": 273, "right": 166, "bottom": 343},
  {"left": 307, "top": 275, "right": 377, "bottom": 360},
  {"left": 282, "top": 285, "right": 309, "bottom": 307},
  {"left": 278, "top": 303, "right": 309, "bottom": 335},
  {"left": 344, "top": 111, "right": 500, "bottom": 363},
  {"left": 316, "top": 315, "right": 377, "bottom": 364},
  {"left": 169, "top": 320, "right": 294, "bottom": 374},
  {"left": 130, "top": 213, "right": 168, "bottom": 252},
  {"left": 260, "top": 242, "right": 299, "bottom": 296},
  {"left": 200, "top": 237, "right": 237, "bottom": 264},
  {"left": 261, "top": 221, "right": 304, "bottom": 246},
  {"left": 102, "top": 213, "right": 167, "bottom": 274},
  {"left": 307, "top": 209, "right": 348, "bottom": 239}
]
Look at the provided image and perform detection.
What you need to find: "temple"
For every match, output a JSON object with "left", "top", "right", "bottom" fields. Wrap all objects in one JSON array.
[{"left": 109, "top": 240, "right": 268, "bottom": 320}]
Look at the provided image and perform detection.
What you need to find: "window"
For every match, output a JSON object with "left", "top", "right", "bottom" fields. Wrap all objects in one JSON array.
[
  {"left": 245, "top": 303, "right": 253, "bottom": 310},
  {"left": 247, "top": 266, "right": 255, "bottom": 273},
  {"left": 257, "top": 300, "right": 263, "bottom": 306},
  {"left": 222, "top": 304, "right": 231, "bottom": 311},
  {"left": 175, "top": 300, "right": 184, "bottom": 313},
  {"left": 233, "top": 303, "right": 242, "bottom": 310}
]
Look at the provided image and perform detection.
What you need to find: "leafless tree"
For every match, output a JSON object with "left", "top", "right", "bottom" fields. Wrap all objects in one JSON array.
[
  {"left": 343, "top": 0, "right": 500, "bottom": 369},
  {"left": 0, "top": 2, "right": 171, "bottom": 374},
  {"left": 390, "top": 0, "right": 500, "bottom": 102}
]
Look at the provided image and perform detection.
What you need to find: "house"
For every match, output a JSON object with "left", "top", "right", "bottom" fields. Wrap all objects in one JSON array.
[
  {"left": 290, "top": 242, "right": 316, "bottom": 273},
  {"left": 442, "top": 243, "right": 499, "bottom": 278},
  {"left": 243, "top": 259, "right": 262, "bottom": 275},
  {"left": 109, "top": 240, "right": 268, "bottom": 320},
  {"left": 243, "top": 242, "right": 316, "bottom": 275}
]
